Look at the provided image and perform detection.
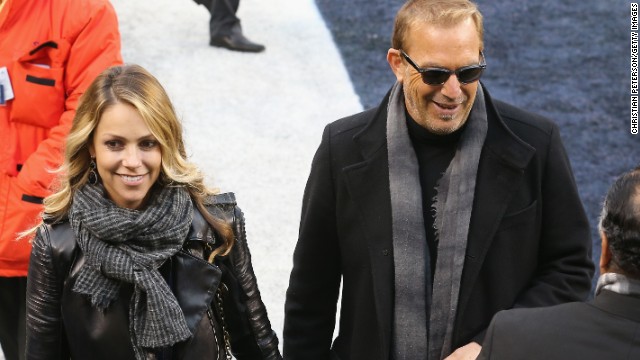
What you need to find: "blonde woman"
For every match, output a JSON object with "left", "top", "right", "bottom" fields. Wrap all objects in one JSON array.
[{"left": 25, "top": 64, "right": 281, "bottom": 360}]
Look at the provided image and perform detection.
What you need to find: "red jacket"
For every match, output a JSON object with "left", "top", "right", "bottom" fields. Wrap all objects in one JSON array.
[{"left": 0, "top": 0, "right": 122, "bottom": 276}]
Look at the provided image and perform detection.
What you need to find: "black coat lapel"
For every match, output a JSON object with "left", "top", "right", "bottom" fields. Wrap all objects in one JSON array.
[
  {"left": 456, "top": 90, "right": 536, "bottom": 318},
  {"left": 343, "top": 94, "right": 395, "bottom": 356},
  {"left": 592, "top": 290, "right": 640, "bottom": 322}
]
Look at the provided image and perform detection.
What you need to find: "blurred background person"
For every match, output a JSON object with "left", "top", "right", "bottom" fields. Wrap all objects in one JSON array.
[
  {"left": 0, "top": 1, "right": 122, "bottom": 359},
  {"left": 193, "top": 0, "right": 265, "bottom": 52}
]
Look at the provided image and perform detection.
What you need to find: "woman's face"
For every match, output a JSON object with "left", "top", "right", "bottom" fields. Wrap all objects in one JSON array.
[{"left": 89, "top": 103, "right": 162, "bottom": 210}]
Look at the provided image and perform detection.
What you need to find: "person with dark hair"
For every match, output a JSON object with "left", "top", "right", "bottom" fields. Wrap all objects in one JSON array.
[
  {"left": 478, "top": 166, "right": 640, "bottom": 360},
  {"left": 25, "top": 64, "right": 281, "bottom": 360},
  {"left": 193, "top": 0, "right": 265, "bottom": 53},
  {"left": 283, "top": 0, "right": 594, "bottom": 359},
  {"left": 0, "top": 1, "right": 122, "bottom": 359}
]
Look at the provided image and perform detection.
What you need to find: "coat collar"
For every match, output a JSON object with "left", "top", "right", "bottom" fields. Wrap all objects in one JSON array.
[
  {"left": 343, "top": 89, "right": 394, "bottom": 355},
  {"left": 592, "top": 290, "right": 640, "bottom": 323},
  {"left": 351, "top": 85, "right": 535, "bottom": 168},
  {"left": 455, "top": 88, "right": 535, "bottom": 315}
]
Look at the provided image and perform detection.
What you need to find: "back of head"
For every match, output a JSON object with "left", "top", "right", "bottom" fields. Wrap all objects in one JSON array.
[
  {"left": 391, "top": 0, "right": 484, "bottom": 51},
  {"left": 599, "top": 166, "right": 640, "bottom": 278}
]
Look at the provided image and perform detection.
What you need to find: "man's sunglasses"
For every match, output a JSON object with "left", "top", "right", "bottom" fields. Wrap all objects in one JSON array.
[{"left": 400, "top": 50, "right": 486, "bottom": 85}]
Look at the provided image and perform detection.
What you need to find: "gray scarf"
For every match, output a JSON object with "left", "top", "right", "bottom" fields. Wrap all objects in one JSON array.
[
  {"left": 387, "top": 81, "right": 488, "bottom": 360},
  {"left": 69, "top": 183, "right": 194, "bottom": 359}
]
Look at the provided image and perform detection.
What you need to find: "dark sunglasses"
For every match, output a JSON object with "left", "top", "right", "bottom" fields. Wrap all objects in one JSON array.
[{"left": 400, "top": 50, "right": 486, "bottom": 85}]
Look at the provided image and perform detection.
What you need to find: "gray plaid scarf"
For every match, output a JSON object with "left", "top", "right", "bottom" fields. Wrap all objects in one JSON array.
[{"left": 69, "top": 183, "right": 194, "bottom": 358}]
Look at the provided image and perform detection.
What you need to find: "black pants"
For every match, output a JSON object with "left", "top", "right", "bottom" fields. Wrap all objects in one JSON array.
[
  {"left": 0, "top": 277, "right": 26, "bottom": 360},
  {"left": 196, "top": 0, "right": 241, "bottom": 37}
]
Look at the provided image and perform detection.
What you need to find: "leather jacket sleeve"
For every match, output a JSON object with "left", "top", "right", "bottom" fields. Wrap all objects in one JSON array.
[
  {"left": 212, "top": 195, "right": 282, "bottom": 360},
  {"left": 25, "top": 224, "right": 74, "bottom": 359}
]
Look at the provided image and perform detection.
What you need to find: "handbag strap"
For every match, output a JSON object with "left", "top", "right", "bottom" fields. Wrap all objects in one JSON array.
[{"left": 206, "top": 284, "right": 232, "bottom": 360}]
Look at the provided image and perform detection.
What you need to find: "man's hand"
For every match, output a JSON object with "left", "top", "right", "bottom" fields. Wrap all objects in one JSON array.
[{"left": 444, "top": 342, "right": 482, "bottom": 360}]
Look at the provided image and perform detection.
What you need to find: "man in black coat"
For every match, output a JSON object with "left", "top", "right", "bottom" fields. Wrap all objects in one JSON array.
[
  {"left": 478, "top": 167, "right": 640, "bottom": 360},
  {"left": 283, "top": 0, "right": 594, "bottom": 359}
]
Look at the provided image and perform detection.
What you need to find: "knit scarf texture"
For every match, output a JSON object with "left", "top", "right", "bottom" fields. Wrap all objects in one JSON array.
[
  {"left": 387, "top": 81, "right": 488, "bottom": 360},
  {"left": 387, "top": 81, "right": 430, "bottom": 360},
  {"left": 430, "top": 83, "right": 487, "bottom": 359},
  {"left": 69, "top": 183, "right": 194, "bottom": 358}
]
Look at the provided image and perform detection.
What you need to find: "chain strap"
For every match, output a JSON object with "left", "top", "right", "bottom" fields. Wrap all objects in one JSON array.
[
  {"left": 216, "top": 286, "right": 233, "bottom": 360},
  {"left": 206, "top": 285, "right": 232, "bottom": 360},
  {"left": 205, "top": 221, "right": 232, "bottom": 359},
  {"left": 206, "top": 307, "right": 222, "bottom": 360}
]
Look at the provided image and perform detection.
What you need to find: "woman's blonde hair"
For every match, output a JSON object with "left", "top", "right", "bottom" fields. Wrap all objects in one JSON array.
[
  {"left": 42, "top": 64, "right": 233, "bottom": 258},
  {"left": 391, "top": 0, "right": 484, "bottom": 51}
]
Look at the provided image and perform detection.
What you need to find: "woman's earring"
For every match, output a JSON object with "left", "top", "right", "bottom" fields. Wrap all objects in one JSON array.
[{"left": 88, "top": 158, "right": 98, "bottom": 185}]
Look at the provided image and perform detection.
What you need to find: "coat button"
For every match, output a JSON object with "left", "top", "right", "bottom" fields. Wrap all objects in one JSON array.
[{"left": 382, "top": 249, "right": 390, "bottom": 256}]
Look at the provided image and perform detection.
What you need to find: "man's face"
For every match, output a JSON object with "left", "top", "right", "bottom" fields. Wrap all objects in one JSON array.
[{"left": 388, "top": 18, "right": 483, "bottom": 135}]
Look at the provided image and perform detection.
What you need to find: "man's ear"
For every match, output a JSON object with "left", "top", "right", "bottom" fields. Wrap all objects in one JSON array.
[
  {"left": 387, "top": 48, "right": 404, "bottom": 82},
  {"left": 600, "top": 231, "right": 612, "bottom": 274}
]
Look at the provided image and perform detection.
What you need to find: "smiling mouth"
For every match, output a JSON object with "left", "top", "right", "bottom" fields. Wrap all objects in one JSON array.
[
  {"left": 434, "top": 101, "right": 461, "bottom": 110},
  {"left": 120, "top": 174, "right": 144, "bottom": 184}
]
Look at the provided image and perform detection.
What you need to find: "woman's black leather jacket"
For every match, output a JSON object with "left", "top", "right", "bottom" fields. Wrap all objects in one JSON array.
[{"left": 25, "top": 192, "right": 281, "bottom": 360}]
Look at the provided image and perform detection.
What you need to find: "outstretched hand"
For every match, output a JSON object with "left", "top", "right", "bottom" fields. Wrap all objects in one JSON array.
[{"left": 444, "top": 342, "right": 482, "bottom": 360}]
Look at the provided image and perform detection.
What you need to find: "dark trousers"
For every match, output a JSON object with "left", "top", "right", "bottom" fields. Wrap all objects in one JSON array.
[
  {"left": 196, "top": 0, "right": 241, "bottom": 37},
  {"left": 0, "top": 277, "right": 26, "bottom": 360}
]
